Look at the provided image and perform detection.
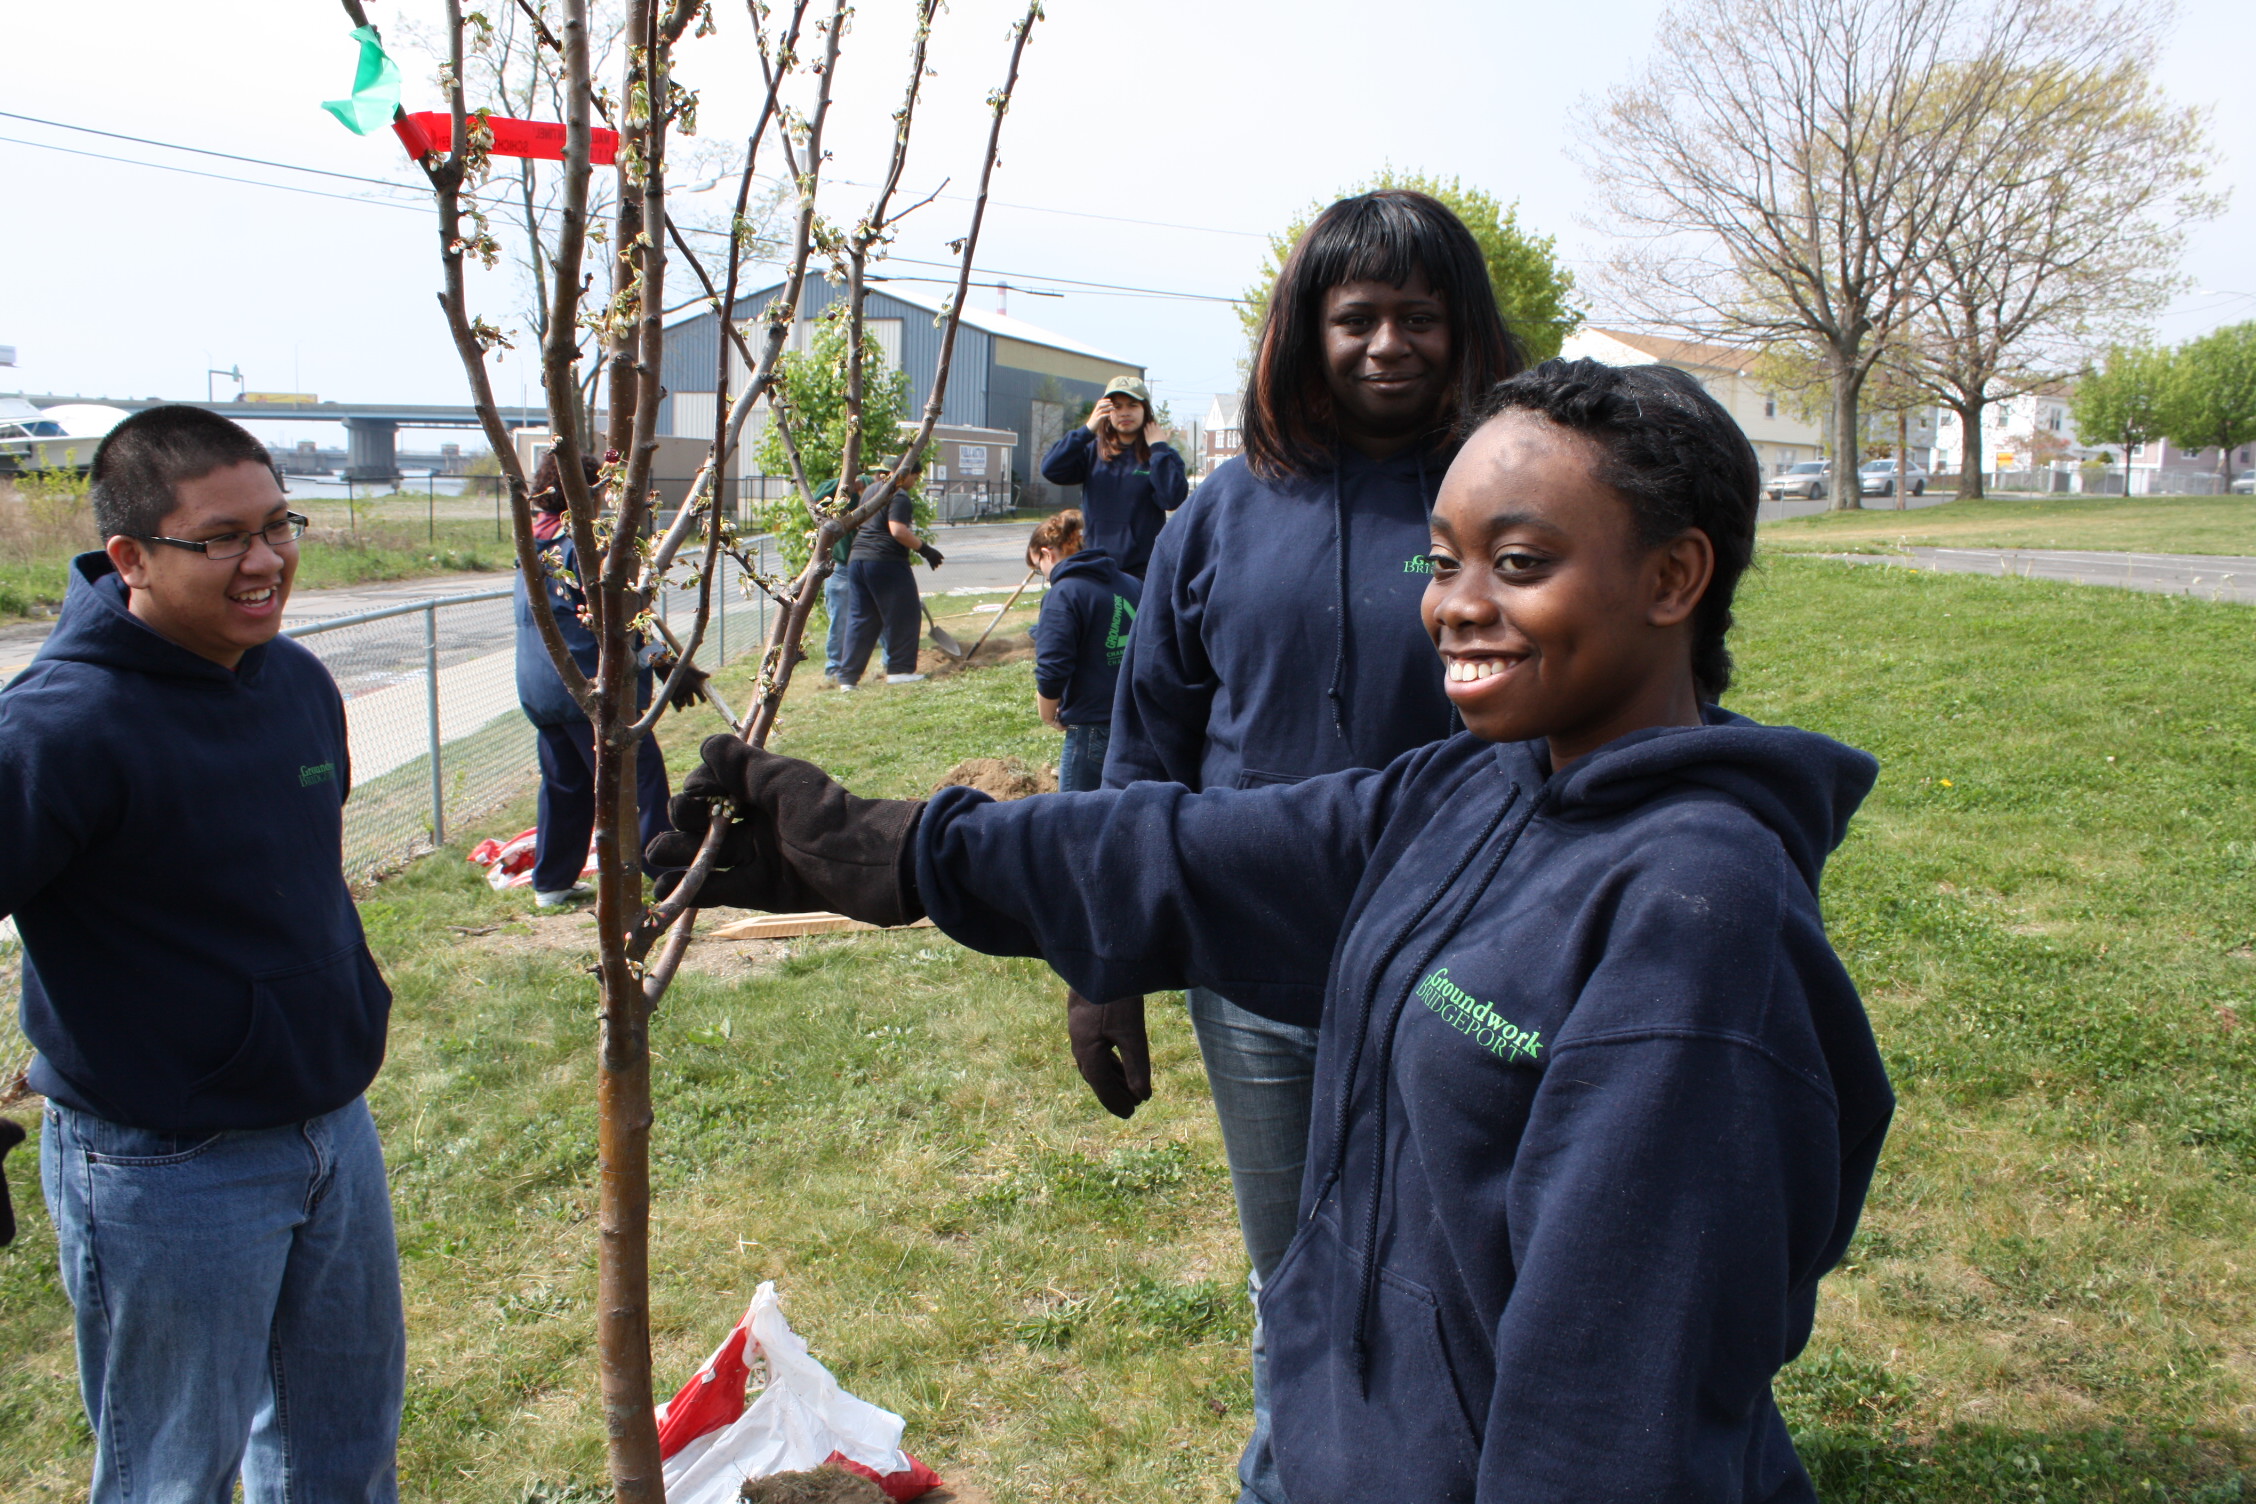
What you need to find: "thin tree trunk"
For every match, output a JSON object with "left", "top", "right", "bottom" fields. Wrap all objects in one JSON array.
[
  {"left": 1896, "top": 406, "right": 1909, "bottom": 510},
  {"left": 1957, "top": 398, "right": 1985, "bottom": 500}
]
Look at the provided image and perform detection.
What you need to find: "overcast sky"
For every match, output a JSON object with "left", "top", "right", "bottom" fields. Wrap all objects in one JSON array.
[{"left": 2, "top": 0, "right": 2248, "bottom": 451}]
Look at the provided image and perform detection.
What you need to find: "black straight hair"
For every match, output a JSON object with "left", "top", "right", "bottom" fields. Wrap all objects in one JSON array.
[
  {"left": 1241, "top": 190, "right": 1524, "bottom": 480},
  {"left": 1472, "top": 359, "right": 1760, "bottom": 700},
  {"left": 89, "top": 405, "right": 276, "bottom": 539}
]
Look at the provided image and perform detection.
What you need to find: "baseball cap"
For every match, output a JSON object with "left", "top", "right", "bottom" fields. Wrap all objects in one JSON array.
[{"left": 1102, "top": 375, "right": 1151, "bottom": 406}]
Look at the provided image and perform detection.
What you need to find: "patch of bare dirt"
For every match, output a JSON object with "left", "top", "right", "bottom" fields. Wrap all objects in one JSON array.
[
  {"left": 458, "top": 906, "right": 796, "bottom": 979},
  {"left": 933, "top": 757, "right": 1056, "bottom": 800}
]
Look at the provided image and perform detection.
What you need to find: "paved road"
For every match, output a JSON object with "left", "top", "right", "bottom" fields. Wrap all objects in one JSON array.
[
  {"left": 0, "top": 567, "right": 520, "bottom": 680},
  {"left": 1830, "top": 547, "right": 2256, "bottom": 604},
  {"left": 922, "top": 520, "right": 1048, "bottom": 596}
]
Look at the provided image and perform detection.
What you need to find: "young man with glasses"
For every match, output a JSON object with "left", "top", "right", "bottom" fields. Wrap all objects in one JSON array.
[{"left": 0, "top": 405, "right": 404, "bottom": 1500}]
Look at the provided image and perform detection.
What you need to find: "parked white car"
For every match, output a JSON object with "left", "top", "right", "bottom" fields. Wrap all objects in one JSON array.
[
  {"left": 2232, "top": 468, "right": 2254, "bottom": 496},
  {"left": 1764, "top": 461, "right": 1832, "bottom": 502},
  {"left": 1859, "top": 459, "right": 1927, "bottom": 497}
]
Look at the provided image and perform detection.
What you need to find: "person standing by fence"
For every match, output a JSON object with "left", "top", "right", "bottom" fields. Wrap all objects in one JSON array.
[
  {"left": 1040, "top": 376, "right": 1188, "bottom": 579},
  {"left": 512, "top": 450, "right": 675, "bottom": 905}
]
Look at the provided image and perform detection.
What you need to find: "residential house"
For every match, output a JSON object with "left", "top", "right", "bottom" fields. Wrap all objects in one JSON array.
[{"left": 1559, "top": 329, "right": 1848, "bottom": 473}]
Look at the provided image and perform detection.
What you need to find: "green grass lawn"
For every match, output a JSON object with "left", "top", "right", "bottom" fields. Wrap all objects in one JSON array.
[
  {"left": 5, "top": 560, "right": 2256, "bottom": 1501},
  {"left": 1761, "top": 492, "right": 2256, "bottom": 557}
]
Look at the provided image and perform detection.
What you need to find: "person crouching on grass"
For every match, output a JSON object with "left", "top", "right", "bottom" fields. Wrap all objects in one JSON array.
[
  {"left": 0, "top": 406, "right": 405, "bottom": 1500},
  {"left": 651, "top": 359, "right": 1895, "bottom": 1502},
  {"left": 1025, "top": 508, "right": 1151, "bottom": 1117}
]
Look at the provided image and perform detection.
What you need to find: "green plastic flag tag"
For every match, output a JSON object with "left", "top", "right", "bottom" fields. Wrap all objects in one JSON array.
[{"left": 321, "top": 25, "right": 402, "bottom": 136}]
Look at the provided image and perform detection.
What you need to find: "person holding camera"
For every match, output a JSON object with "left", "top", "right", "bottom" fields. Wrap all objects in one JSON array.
[{"left": 1039, "top": 376, "right": 1188, "bottom": 579}]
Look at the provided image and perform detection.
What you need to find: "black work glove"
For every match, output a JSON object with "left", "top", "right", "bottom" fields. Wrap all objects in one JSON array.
[
  {"left": 917, "top": 543, "right": 944, "bottom": 570},
  {"left": 650, "top": 652, "right": 713, "bottom": 713},
  {"left": 0, "top": 1116, "right": 24, "bottom": 1248},
  {"left": 645, "top": 735, "right": 924, "bottom": 926},
  {"left": 1068, "top": 991, "right": 1152, "bottom": 1119}
]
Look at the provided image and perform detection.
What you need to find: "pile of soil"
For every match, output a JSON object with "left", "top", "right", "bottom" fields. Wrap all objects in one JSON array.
[
  {"left": 737, "top": 1465, "right": 886, "bottom": 1504},
  {"left": 932, "top": 756, "right": 1057, "bottom": 800}
]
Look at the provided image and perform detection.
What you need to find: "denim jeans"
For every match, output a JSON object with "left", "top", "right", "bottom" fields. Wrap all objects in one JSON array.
[
  {"left": 839, "top": 558, "right": 922, "bottom": 682},
  {"left": 40, "top": 1097, "right": 406, "bottom": 1503},
  {"left": 1187, "top": 986, "right": 1321, "bottom": 1504},
  {"left": 1057, "top": 721, "right": 1111, "bottom": 793},
  {"left": 823, "top": 566, "right": 852, "bottom": 678},
  {"left": 532, "top": 720, "right": 674, "bottom": 894}
]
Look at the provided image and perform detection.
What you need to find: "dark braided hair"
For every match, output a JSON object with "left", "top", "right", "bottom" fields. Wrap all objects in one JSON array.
[{"left": 1471, "top": 358, "right": 1759, "bottom": 700}]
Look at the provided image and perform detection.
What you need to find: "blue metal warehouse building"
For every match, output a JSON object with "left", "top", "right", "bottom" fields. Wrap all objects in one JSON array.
[{"left": 660, "top": 278, "right": 1144, "bottom": 505}]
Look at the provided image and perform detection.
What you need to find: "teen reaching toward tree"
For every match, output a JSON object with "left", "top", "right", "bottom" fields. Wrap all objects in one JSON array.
[
  {"left": 651, "top": 358, "right": 1894, "bottom": 1503},
  {"left": 1095, "top": 187, "right": 1523, "bottom": 1503}
]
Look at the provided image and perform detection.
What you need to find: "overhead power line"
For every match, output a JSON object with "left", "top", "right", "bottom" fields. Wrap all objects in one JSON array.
[
  {"left": 0, "top": 111, "right": 1245, "bottom": 304},
  {"left": 0, "top": 134, "right": 426, "bottom": 212},
  {"left": 0, "top": 109, "right": 418, "bottom": 189}
]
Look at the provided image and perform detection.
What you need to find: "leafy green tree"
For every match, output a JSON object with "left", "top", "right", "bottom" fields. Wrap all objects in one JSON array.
[
  {"left": 755, "top": 305, "right": 917, "bottom": 570},
  {"left": 2071, "top": 343, "right": 2175, "bottom": 489},
  {"left": 1237, "top": 170, "right": 1583, "bottom": 363},
  {"left": 2160, "top": 322, "right": 2256, "bottom": 488}
]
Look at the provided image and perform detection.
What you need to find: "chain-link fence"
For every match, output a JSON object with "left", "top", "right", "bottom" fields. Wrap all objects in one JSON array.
[{"left": 291, "top": 537, "right": 779, "bottom": 881}]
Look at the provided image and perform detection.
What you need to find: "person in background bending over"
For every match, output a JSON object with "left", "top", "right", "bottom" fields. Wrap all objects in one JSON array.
[
  {"left": 1026, "top": 507, "right": 1150, "bottom": 1119},
  {"left": 1101, "top": 189, "right": 1524, "bottom": 1504},
  {"left": 1040, "top": 375, "right": 1188, "bottom": 579},
  {"left": 838, "top": 456, "right": 943, "bottom": 691},
  {"left": 512, "top": 449, "right": 682, "bottom": 905}
]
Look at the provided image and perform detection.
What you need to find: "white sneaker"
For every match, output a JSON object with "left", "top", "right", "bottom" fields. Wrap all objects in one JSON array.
[
  {"left": 836, "top": 680, "right": 858, "bottom": 692},
  {"left": 534, "top": 883, "right": 592, "bottom": 907},
  {"left": 886, "top": 673, "right": 928, "bottom": 684}
]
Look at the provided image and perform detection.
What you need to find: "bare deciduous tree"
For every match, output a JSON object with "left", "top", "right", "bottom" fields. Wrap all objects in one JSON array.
[
  {"left": 1901, "top": 17, "right": 2215, "bottom": 496},
  {"left": 338, "top": 0, "right": 1044, "bottom": 1494},
  {"left": 1580, "top": 0, "right": 2159, "bottom": 510}
]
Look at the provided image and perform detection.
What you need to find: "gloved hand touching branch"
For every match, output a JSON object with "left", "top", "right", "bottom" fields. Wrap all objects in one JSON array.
[
  {"left": 645, "top": 736, "right": 924, "bottom": 926},
  {"left": 648, "top": 651, "right": 713, "bottom": 713}
]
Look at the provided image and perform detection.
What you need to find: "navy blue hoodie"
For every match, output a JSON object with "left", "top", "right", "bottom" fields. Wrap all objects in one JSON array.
[
  {"left": 515, "top": 530, "right": 653, "bottom": 727},
  {"left": 918, "top": 712, "right": 1892, "bottom": 1503},
  {"left": 1102, "top": 447, "right": 1455, "bottom": 814},
  {"left": 1033, "top": 549, "right": 1142, "bottom": 726},
  {"left": 1039, "top": 427, "right": 1187, "bottom": 577},
  {"left": 0, "top": 554, "right": 391, "bottom": 1132}
]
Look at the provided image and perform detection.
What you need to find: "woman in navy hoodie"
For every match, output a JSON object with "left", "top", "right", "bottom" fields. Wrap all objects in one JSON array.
[
  {"left": 652, "top": 359, "right": 1893, "bottom": 1503},
  {"left": 1039, "top": 375, "right": 1187, "bottom": 578},
  {"left": 1101, "top": 188, "right": 1522, "bottom": 1502}
]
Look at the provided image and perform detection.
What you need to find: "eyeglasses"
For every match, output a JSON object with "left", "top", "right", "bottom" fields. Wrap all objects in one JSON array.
[{"left": 134, "top": 513, "right": 308, "bottom": 561}]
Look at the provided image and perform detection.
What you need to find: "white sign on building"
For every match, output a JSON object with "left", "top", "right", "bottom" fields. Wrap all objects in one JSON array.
[{"left": 959, "top": 444, "right": 988, "bottom": 477}]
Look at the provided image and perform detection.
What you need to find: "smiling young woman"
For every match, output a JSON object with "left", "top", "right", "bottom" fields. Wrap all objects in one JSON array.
[
  {"left": 653, "top": 357, "right": 1890, "bottom": 1503},
  {"left": 1094, "top": 187, "right": 1523, "bottom": 1504}
]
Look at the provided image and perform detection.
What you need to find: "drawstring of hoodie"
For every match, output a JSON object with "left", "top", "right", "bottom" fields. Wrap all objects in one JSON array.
[
  {"left": 1324, "top": 447, "right": 1436, "bottom": 745},
  {"left": 1325, "top": 464, "right": 1350, "bottom": 740},
  {"left": 1348, "top": 780, "right": 1547, "bottom": 1389}
]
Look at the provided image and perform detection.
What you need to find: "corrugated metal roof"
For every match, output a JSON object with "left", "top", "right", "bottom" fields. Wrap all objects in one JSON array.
[{"left": 667, "top": 277, "right": 1140, "bottom": 370}]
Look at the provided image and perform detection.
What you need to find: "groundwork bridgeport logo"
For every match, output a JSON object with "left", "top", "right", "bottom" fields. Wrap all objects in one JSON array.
[{"left": 1414, "top": 967, "right": 1543, "bottom": 1062}]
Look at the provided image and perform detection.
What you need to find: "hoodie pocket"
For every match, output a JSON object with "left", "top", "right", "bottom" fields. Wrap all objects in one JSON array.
[
  {"left": 186, "top": 943, "right": 392, "bottom": 1114},
  {"left": 1265, "top": 1214, "right": 1483, "bottom": 1502},
  {"left": 1233, "top": 767, "right": 1307, "bottom": 790}
]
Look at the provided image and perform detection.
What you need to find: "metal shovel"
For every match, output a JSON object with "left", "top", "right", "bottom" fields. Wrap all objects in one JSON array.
[{"left": 920, "top": 598, "right": 967, "bottom": 660}]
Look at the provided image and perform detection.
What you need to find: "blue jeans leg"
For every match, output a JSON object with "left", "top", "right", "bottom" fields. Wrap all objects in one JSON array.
[
  {"left": 1186, "top": 986, "right": 1319, "bottom": 1504},
  {"left": 40, "top": 1098, "right": 405, "bottom": 1504},
  {"left": 823, "top": 567, "right": 851, "bottom": 678},
  {"left": 1057, "top": 722, "right": 1111, "bottom": 792},
  {"left": 532, "top": 722, "right": 672, "bottom": 891}
]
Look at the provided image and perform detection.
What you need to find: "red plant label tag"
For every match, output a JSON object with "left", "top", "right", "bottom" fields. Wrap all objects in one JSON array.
[{"left": 397, "top": 110, "right": 619, "bottom": 165}]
